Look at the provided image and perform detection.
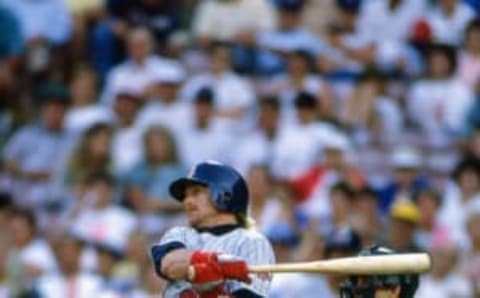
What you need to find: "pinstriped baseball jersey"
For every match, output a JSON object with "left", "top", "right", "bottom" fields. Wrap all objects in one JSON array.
[{"left": 157, "top": 226, "right": 275, "bottom": 297}]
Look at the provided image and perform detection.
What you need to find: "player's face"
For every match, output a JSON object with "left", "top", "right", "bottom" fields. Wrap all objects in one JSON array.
[
  {"left": 183, "top": 185, "right": 218, "bottom": 228},
  {"left": 374, "top": 286, "right": 401, "bottom": 298}
]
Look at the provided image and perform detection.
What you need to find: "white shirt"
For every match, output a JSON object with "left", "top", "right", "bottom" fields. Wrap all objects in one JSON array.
[
  {"left": 416, "top": 274, "right": 473, "bottom": 298},
  {"left": 135, "top": 100, "right": 193, "bottom": 135},
  {"left": 270, "top": 274, "right": 336, "bottom": 298},
  {"left": 1, "top": 0, "right": 71, "bottom": 44},
  {"left": 37, "top": 273, "right": 103, "bottom": 298},
  {"left": 427, "top": 3, "right": 476, "bottom": 46},
  {"left": 193, "top": 0, "right": 276, "bottom": 41},
  {"left": 177, "top": 121, "right": 232, "bottom": 169},
  {"left": 71, "top": 205, "right": 137, "bottom": 251},
  {"left": 64, "top": 105, "right": 115, "bottom": 134},
  {"left": 230, "top": 130, "right": 275, "bottom": 176},
  {"left": 407, "top": 78, "right": 474, "bottom": 146},
  {"left": 270, "top": 123, "right": 334, "bottom": 180},
  {"left": 100, "top": 56, "right": 179, "bottom": 106},
  {"left": 182, "top": 71, "right": 256, "bottom": 132},
  {"left": 438, "top": 182, "right": 480, "bottom": 249},
  {"left": 111, "top": 126, "right": 144, "bottom": 176},
  {"left": 358, "top": 0, "right": 428, "bottom": 44},
  {"left": 19, "top": 238, "right": 57, "bottom": 274}
]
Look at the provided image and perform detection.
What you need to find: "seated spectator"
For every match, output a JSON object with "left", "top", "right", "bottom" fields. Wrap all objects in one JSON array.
[
  {"left": 247, "top": 164, "right": 297, "bottom": 235},
  {"left": 135, "top": 61, "right": 191, "bottom": 135},
  {"left": 439, "top": 157, "right": 480, "bottom": 248},
  {"left": 323, "top": 228, "right": 362, "bottom": 296},
  {"left": 181, "top": 43, "right": 256, "bottom": 133},
  {"left": 350, "top": 187, "right": 384, "bottom": 247},
  {"left": 271, "top": 92, "right": 339, "bottom": 180},
  {"left": 192, "top": 0, "right": 276, "bottom": 48},
  {"left": 0, "top": 4, "right": 23, "bottom": 67},
  {"left": 231, "top": 96, "right": 285, "bottom": 175},
  {"left": 459, "top": 206, "right": 480, "bottom": 295},
  {"left": 255, "top": 0, "right": 327, "bottom": 74},
  {"left": 125, "top": 126, "right": 184, "bottom": 235},
  {"left": 2, "top": 0, "right": 72, "bottom": 73},
  {"left": 317, "top": 0, "right": 374, "bottom": 77},
  {"left": 414, "top": 189, "right": 452, "bottom": 251},
  {"left": 342, "top": 68, "right": 404, "bottom": 146},
  {"left": 91, "top": 1, "right": 180, "bottom": 76},
  {"left": 94, "top": 243, "right": 124, "bottom": 296},
  {"left": 111, "top": 232, "right": 150, "bottom": 293},
  {"left": 131, "top": 265, "right": 166, "bottom": 297},
  {"left": 111, "top": 87, "right": 143, "bottom": 176},
  {"left": 35, "top": 235, "right": 102, "bottom": 298},
  {"left": 99, "top": 27, "right": 178, "bottom": 106},
  {"left": 455, "top": 18, "right": 480, "bottom": 89},
  {"left": 177, "top": 88, "right": 232, "bottom": 168},
  {"left": 6, "top": 208, "right": 57, "bottom": 296},
  {"left": 427, "top": 0, "right": 476, "bottom": 46},
  {"left": 417, "top": 241, "right": 473, "bottom": 297},
  {"left": 3, "top": 87, "right": 73, "bottom": 207},
  {"left": 70, "top": 172, "right": 137, "bottom": 252},
  {"left": 379, "top": 201, "right": 421, "bottom": 252},
  {"left": 376, "top": 146, "right": 430, "bottom": 214},
  {"left": 407, "top": 44, "right": 474, "bottom": 148},
  {"left": 64, "top": 67, "right": 114, "bottom": 134},
  {"left": 268, "top": 50, "right": 332, "bottom": 126},
  {"left": 60, "top": 122, "right": 114, "bottom": 200}
]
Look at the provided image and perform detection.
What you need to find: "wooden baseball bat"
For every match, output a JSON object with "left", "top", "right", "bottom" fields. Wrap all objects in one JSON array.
[{"left": 248, "top": 253, "right": 431, "bottom": 275}]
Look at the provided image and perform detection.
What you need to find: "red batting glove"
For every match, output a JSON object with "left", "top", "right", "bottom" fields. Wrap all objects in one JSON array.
[
  {"left": 180, "top": 289, "right": 199, "bottom": 298},
  {"left": 191, "top": 251, "right": 219, "bottom": 265},
  {"left": 218, "top": 254, "right": 251, "bottom": 284}
]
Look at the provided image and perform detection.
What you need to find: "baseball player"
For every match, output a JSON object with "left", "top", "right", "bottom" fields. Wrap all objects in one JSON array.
[
  {"left": 339, "top": 245, "right": 419, "bottom": 298},
  {"left": 150, "top": 161, "right": 275, "bottom": 297}
]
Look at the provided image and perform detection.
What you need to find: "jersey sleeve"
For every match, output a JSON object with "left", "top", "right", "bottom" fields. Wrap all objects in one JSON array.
[
  {"left": 226, "top": 232, "right": 275, "bottom": 297},
  {"left": 149, "top": 227, "right": 201, "bottom": 279}
]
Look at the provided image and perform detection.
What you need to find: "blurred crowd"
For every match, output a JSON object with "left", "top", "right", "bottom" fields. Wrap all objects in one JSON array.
[{"left": 1, "top": 0, "right": 480, "bottom": 297}]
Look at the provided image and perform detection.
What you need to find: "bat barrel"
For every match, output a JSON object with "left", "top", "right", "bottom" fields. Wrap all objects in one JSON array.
[{"left": 249, "top": 253, "right": 432, "bottom": 275}]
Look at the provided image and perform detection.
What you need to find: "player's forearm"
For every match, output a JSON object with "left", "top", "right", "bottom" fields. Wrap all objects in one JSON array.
[{"left": 161, "top": 249, "right": 193, "bottom": 280}]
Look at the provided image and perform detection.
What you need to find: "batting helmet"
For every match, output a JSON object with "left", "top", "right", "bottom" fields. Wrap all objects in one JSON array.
[
  {"left": 169, "top": 161, "right": 249, "bottom": 214},
  {"left": 339, "top": 245, "right": 419, "bottom": 298}
]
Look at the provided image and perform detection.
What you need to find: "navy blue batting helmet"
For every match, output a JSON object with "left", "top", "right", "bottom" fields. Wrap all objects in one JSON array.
[
  {"left": 169, "top": 161, "right": 249, "bottom": 214},
  {"left": 339, "top": 246, "right": 419, "bottom": 298}
]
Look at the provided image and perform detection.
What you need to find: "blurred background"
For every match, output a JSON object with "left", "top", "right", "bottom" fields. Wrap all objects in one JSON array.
[{"left": 1, "top": 0, "right": 480, "bottom": 297}]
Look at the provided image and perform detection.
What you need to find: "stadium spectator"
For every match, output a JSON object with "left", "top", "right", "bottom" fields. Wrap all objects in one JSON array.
[
  {"left": 0, "top": 4, "right": 23, "bottom": 66},
  {"left": 124, "top": 126, "right": 184, "bottom": 234},
  {"left": 376, "top": 146, "right": 430, "bottom": 214},
  {"left": 413, "top": 189, "right": 452, "bottom": 251},
  {"left": 99, "top": 27, "right": 177, "bottom": 106},
  {"left": 427, "top": 0, "right": 476, "bottom": 46},
  {"left": 6, "top": 208, "right": 57, "bottom": 296},
  {"left": 192, "top": 0, "right": 276, "bottom": 48},
  {"left": 3, "top": 87, "right": 72, "bottom": 207},
  {"left": 439, "top": 157, "right": 480, "bottom": 248},
  {"left": 182, "top": 43, "right": 256, "bottom": 132},
  {"left": 35, "top": 235, "right": 102, "bottom": 297},
  {"left": 381, "top": 201, "right": 421, "bottom": 252},
  {"left": 64, "top": 67, "right": 113, "bottom": 134},
  {"left": 350, "top": 187, "right": 383, "bottom": 247},
  {"left": 135, "top": 61, "right": 190, "bottom": 135},
  {"left": 60, "top": 122, "right": 114, "bottom": 200},
  {"left": 460, "top": 206, "right": 480, "bottom": 295},
  {"left": 408, "top": 44, "right": 474, "bottom": 148},
  {"left": 417, "top": 241, "right": 473, "bottom": 297},
  {"left": 455, "top": 18, "right": 480, "bottom": 89},
  {"left": 70, "top": 172, "right": 137, "bottom": 252}
]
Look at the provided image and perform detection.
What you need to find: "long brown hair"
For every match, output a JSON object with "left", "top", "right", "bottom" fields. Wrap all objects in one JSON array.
[
  {"left": 143, "top": 125, "right": 179, "bottom": 164},
  {"left": 68, "top": 123, "right": 113, "bottom": 184}
]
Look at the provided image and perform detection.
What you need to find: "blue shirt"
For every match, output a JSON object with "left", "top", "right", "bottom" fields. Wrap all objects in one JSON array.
[
  {"left": 0, "top": 5, "right": 23, "bottom": 59},
  {"left": 126, "top": 161, "right": 185, "bottom": 200}
]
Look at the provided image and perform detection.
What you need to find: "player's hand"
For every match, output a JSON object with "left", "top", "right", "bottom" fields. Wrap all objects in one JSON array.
[
  {"left": 190, "top": 251, "right": 251, "bottom": 284},
  {"left": 217, "top": 254, "right": 251, "bottom": 284}
]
